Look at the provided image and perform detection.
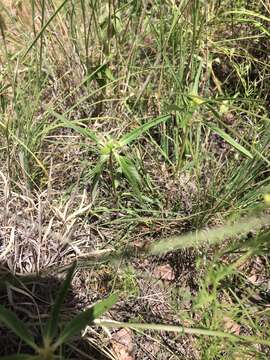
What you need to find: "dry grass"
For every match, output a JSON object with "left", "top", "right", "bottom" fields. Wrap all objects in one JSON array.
[{"left": 0, "top": 0, "right": 270, "bottom": 359}]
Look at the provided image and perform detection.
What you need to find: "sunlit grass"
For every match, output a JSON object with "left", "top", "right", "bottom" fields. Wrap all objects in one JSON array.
[{"left": 0, "top": 0, "right": 269, "bottom": 358}]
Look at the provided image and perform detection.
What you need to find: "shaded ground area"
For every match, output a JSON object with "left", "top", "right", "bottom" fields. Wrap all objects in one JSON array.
[
  {"left": 0, "top": 265, "right": 111, "bottom": 359},
  {"left": 0, "top": 187, "right": 199, "bottom": 359}
]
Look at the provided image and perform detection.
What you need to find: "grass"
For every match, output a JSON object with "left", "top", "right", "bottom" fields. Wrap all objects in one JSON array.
[{"left": 0, "top": 0, "right": 269, "bottom": 359}]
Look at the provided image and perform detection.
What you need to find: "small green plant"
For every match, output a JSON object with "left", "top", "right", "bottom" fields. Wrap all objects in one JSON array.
[
  {"left": 50, "top": 110, "right": 170, "bottom": 199},
  {"left": 0, "top": 262, "right": 118, "bottom": 360}
]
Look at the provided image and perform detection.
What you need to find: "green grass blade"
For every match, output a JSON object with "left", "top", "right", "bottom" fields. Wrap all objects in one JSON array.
[
  {"left": 50, "top": 110, "right": 101, "bottom": 144},
  {"left": 44, "top": 262, "right": 76, "bottom": 342},
  {"left": 95, "top": 320, "right": 270, "bottom": 347},
  {"left": 86, "top": 155, "right": 109, "bottom": 192},
  {"left": 89, "top": 292, "right": 119, "bottom": 320},
  {"left": 206, "top": 124, "right": 253, "bottom": 159},
  {"left": 0, "top": 121, "right": 47, "bottom": 176},
  {"left": 0, "top": 305, "right": 38, "bottom": 351},
  {"left": 224, "top": 9, "right": 270, "bottom": 23},
  {"left": 53, "top": 292, "right": 118, "bottom": 348},
  {"left": 150, "top": 214, "right": 270, "bottom": 255},
  {"left": 22, "top": 0, "right": 70, "bottom": 60},
  {"left": 192, "top": 60, "right": 203, "bottom": 95},
  {"left": 119, "top": 115, "right": 171, "bottom": 146}
]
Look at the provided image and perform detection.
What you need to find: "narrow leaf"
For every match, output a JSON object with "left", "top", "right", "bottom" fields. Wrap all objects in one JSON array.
[
  {"left": 192, "top": 60, "right": 203, "bottom": 95},
  {"left": 95, "top": 319, "right": 270, "bottom": 347},
  {"left": 87, "top": 154, "right": 109, "bottom": 191},
  {"left": 91, "top": 292, "right": 119, "bottom": 320},
  {"left": 0, "top": 121, "right": 47, "bottom": 176},
  {"left": 224, "top": 9, "right": 270, "bottom": 23},
  {"left": 0, "top": 305, "right": 37, "bottom": 351},
  {"left": 44, "top": 262, "right": 76, "bottom": 341},
  {"left": 50, "top": 110, "right": 100, "bottom": 145},
  {"left": 119, "top": 115, "right": 171, "bottom": 146},
  {"left": 54, "top": 293, "right": 118, "bottom": 348},
  {"left": 22, "top": 0, "right": 69, "bottom": 60},
  {"left": 207, "top": 123, "right": 253, "bottom": 159}
]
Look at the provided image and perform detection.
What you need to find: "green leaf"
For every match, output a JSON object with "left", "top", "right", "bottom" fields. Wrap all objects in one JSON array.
[
  {"left": 91, "top": 292, "right": 119, "bottom": 319},
  {"left": 50, "top": 110, "right": 101, "bottom": 145},
  {"left": 100, "top": 139, "right": 121, "bottom": 155},
  {"left": 188, "top": 94, "right": 206, "bottom": 106},
  {"left": 44, "top": 262, "right": 76, "bottom": 341},
  {"left": 119, "top": 115, "right": 171, "bottom": 146},
  {"left": 225, "top": 9, "right": 270, "bottom": 23},
  {"left": 207, "top": 123, "right": 253, "bottom": 159},
  {"left": 0, "top": 305, "right": 38, "bottom": 351},
  {"left": 53, "top": 293, "right": 118, "bottom": 348},
  {"left": 87, "top": 154, "right": 109, "bottom": 190},
  {"left": 115, "top": 154, "right": 141, "bottom": 193},
  {"left": 192, "top": 60, "right": 203, "bottom": 95},
  {"left": 94, "top": 319, "right": 270, "bottom": 347},
  {"left": 0, "top": 121, "right": 47, "bottom": 176},
  {"left": 105, "top": 67, "right": 115, "bottom": 81}
]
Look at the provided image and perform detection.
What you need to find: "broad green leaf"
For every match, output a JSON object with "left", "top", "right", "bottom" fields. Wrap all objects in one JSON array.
[
  {"left": 53, "top": 293, "right": 118, "bottom": 348},
  {"left": 206, "top": 123, "right": 253, "bottom": 159},
  {"left": 44, "top": 262, "right": 76, "bottom": 341},
  {"left": 91, "top": 292, "right": 119, "bottom": 319},
  {"left": 119, "top": 115, "right": 171, "bottom": 146},
  {"left": 115, "top": 154, "right": 141, "bottom": 193},
  {"left": 50, "top": 110, "right": 101, "bottom": 145},
  {"left": 0, "top": 305, "right": 38, "bottom": 351}
]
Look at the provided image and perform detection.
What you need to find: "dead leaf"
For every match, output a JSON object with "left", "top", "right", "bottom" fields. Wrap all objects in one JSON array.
[
  {"left": 111, "top": 329, "right": 134, "bottom": 360},
  {"left": 152, "top": 264, "right": 175, "bottom": 281},
  {"left": 223, "top": 316, "right": 240, "bottom": 335},
  {"left": 247, "top": 274, "right": 258, "bottom": 284}
]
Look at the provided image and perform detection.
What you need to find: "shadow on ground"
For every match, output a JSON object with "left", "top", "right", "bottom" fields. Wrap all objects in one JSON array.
[{"left": 0, "top": 263, "right": 111, "bottom": 359}]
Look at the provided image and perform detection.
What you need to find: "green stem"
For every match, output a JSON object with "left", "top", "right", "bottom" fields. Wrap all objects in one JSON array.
[{"left": 95, "top": 319, "right": 270, "bottom": 347}]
